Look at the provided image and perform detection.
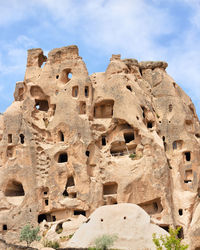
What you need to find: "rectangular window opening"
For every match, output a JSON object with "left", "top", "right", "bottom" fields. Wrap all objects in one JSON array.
[
  {"left": 74, "top": 210, "right": 86, "bottom": 216},
  {"left": 79, "top": 101, "right": 86, "bottom": 115},
  {"left": 102, "top": 136, "right": 106, "bottom": 146},
  {"left": 8, "top": 134, "right": 12, "bottom": 143},
  {"left": 185, "top": 152, "right": 191, "bottom": 161},
  {"left": 72, "top": 86, "right": 78, "bottom": 97},
  {"left": 85, "top": 86, "right": 89, "bottom": 97}
]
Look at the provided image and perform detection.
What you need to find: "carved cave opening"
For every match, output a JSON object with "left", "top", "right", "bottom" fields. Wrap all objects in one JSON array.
[
  {"left": 184, "top": 169, "right": 193, "bottom": 183},
  {"left": 126, "top": 85, "right": 132, "bottom": 92},
  {"left": 173, "top": 140, "right": 183, "bottom": 150},
  {"left": 110, "top": 148, "right": 126, "bottom": 157},
  {"left": 94, "top": 100, "right": 114, "bottom": 118},
  {"left": 38, "top": 213, "right": 51, "bottom": 223},
  {"left": 55, "top": 222, "right": 63, "bottom": 234},
  {"left": 85, "top": 86, "right": 89, "bottom": 97},
  {"left": 20, "top": 134, "right": 25, "bottom": 144},
  {"left": 5, "top": 180, "right": 25, "bottom": 197},
  {"left": 147, "top": 121, "right": 153, "bottom": 128},
  {"left": 60, "top": 68, "right": 72, "bottom": 83},
  {"left": 85, "top": 150, "right": 90, "bottom": 157},
  {"left": 8, "top": 134, "right": 12, "bottom": 143},
  {"left": 139, "top": 198, "right": 163, "bottom": 215},
  {"left": 124, "top": 132, "right": 135, "bottom": 143},
  {"left": 7, "top": 146, "right": 14, "bottom": 158},
  {"left": 169, "top": 104, "right": 173, "bottom": 112},
  {"left": 74, "top": 210, "right": 86, "bottom": 216},
  {"left": 79, "top": 101, "right": 86, "bottom": 114},
  {"left": 173, "top": 141, "right": 177, "bottom": 150},
  {"left": 58, "top": 152, "right": 68, "bottom": 163},
  {"left": 141, "top": 106, "right": 146, "bottom": 118},
  {"left": 198, "top": 187, "right": 200, "bottom": 197},
  {"left": 102, "top": 136, "right": 106, "bottom": 146},
  {"left": 63, "top": 176, "right": 75, "bottom": 197},
  {"left": 72, "top": 86, "right": 78, "bottom": 97},
  {"left": 160, "top": 225, "right": 169, "bottom": 232},
  {"left": 35, "top": 99, "right": 49, "bottom": 112},
  {"left": 43, "top": 187, "right": 49, "bottom": 196},
  {"left": 103, "top": 182, "right": 118, "bottom": 195},
  {"left": 185, "top": 152, "right": 191, "bottom": 161},
  {"left": 178, "top": 209, "right": 183, "bottom": 216},
  {"left": 58, "top": 131, "right": 64, "bottom": 142},
  {"left": 177, "top": 226, "right": 184, "bottom": 239},
  {"left": 195, "top": 134, "right": 200, "bottom": 139}
]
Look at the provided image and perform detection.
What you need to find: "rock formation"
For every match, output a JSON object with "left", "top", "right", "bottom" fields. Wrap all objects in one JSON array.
[
  {"left": 67, "top": 203, "right": 168, "bottom": 249},
  {"left": 0, "top": 45, "right": 200, "bottom": 249}
]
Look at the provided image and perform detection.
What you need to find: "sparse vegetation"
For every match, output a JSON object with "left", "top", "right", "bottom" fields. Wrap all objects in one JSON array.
[
  {"left": 56, "top": 227, "right": 63, "bottom": 234},
  {"left": 69, "top": 233, "right": 74, "bottom": 239},
  {"left": 129, "top": 153, "right": 136, "bottom": 159},
  {"left": 43, "top": 238, "right": 60, "bottom": 249},
  {"left": 59, "top": 234, "right": 74, "bottom": 242},
  {"left": 20, "top": 224, "right": 41, "bottom": 247},
  {"left": 152, "top": 226, "right": 188, "bottom": 250},
  {"left": 92, "top": 234, "right": 118, "bottom": 250},
  {"left": 60, "top": 235, "right": 68, "bottom": 242},
  {"left": 42, "top": 227, "right": 49, "bottom": 237}
]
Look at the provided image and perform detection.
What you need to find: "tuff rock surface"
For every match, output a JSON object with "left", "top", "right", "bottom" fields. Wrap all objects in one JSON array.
[
  {"left": 67, "top": 203, "right": 168, "bottom": 249},
  {"left": 0, "top": 45, "right": 200, "bottom": 249}
]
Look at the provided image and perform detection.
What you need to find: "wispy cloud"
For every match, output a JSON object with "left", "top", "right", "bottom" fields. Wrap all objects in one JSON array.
[
  {"left": 0, "top": 0, "right": 199, "bottom": 115},
  {"left": 0, "top": 35, "right": 38, "bottom": 75}
]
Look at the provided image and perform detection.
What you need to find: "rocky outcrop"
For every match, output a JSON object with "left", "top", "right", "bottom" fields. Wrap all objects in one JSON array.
[
  {"left": 67, "top": 203, "right": 168, "bottom": 250},
  {"left": 0, "top": 45, "right": 199, "bottom": 249}
]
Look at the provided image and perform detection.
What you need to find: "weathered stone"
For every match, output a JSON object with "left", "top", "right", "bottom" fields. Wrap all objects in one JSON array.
[
  {"left": 67, "top": 203, "right": 168, "bottom": 250},
  {"left": 0, "top": 45, "right": 199, "bottom": 249}
]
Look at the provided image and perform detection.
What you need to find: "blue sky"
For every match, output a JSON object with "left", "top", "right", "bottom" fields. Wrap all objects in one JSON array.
[{"left": 0, "top": 0, "right": 199, "bottom": 118}]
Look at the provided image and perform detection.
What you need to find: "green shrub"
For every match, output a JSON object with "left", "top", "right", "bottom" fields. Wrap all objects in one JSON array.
[
  {"left": 93, "top": 234, "right": 118, "bottom": 250},
  {"left": 60, "top": 235, "right": 67, "bottom": 242},
  {"left": 20, "top": 224, "right": 41, "bottom": 247},
  {"left": 129, "top": 153, "right": 136, "bottom": 159},
  {"left": 60, "top": 234, "right": 74, "bottom": 242},
  {"left": 69, "top": 233, "right": 74, "bottom": 239},
  {"left": 43, "top": 238, "right": 60, "bottom": 249},
  {"left": 152, "top": 226, "right": 188, "bottom": 250},
  {"left": 56, "top": 227, "right": 63, "bottom": 234}
]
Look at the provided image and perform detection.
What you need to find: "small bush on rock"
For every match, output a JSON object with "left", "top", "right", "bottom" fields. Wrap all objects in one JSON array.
[
  {"left": 152, "top": 226, "right": 188, "bottom": 250},
  {"left": 129, "top": 153, "right": 136, "bottom": 159},
  {"left": 43, "top": 238, "right": 60, "bottom": 249},
  {"left": 20, "top": 224, "right": 41, "bottom": 247},
  {"left": 93, "top": 234, "right": 118, "bottom": 250}
]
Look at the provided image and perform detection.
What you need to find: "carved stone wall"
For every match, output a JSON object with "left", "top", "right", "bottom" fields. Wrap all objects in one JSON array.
[{"left": 0, "top": 45, "right": 200, "bottom": 248}]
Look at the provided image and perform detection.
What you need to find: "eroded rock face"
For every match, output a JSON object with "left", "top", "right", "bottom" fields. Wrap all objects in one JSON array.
[
  {"left": 0, "top": 45, "right": 199, "bottom": 248},
  {"left": 67, "top": 203, "right": 168, "bottom": 250}
]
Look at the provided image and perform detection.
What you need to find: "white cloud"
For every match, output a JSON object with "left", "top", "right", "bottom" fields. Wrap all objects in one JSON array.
[
  {"left": 0, "top": 0, "right": 199, "bottom": 115},
  {"left": 33, "top": 0, "right": 174, "bottom": 59},
  {"left": 0, "top": 1, "right": 34, "bottom": 26},
  {"left": 0, "top": 35, "right": 38, "bottom": 75}
]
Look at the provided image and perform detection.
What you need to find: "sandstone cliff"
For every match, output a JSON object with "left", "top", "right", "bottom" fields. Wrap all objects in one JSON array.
[{"left": 0, "top": 45, "right": 200, "bottom": 249}]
